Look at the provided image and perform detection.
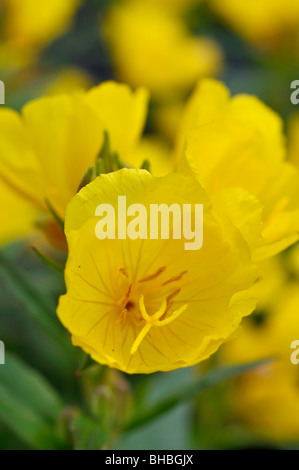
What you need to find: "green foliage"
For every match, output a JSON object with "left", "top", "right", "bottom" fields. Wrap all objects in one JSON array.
[{"left": 0, "top": 353, "right": 63, "bottom": 449}]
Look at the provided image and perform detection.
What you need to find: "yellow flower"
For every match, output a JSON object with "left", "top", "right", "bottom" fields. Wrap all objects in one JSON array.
[
  {"left": 57, "top": 169, "right": 257, "bottom": 374},
  {"left": 222, "top": 284, "right": 299, "bottom": 442},
  {"left": 209, "top": 0, "right": 299, "bottom": 49},
  {"left": 0, "top": 82, "right": 148, "bottom": 245},
  {"left": 103, "top": 0, "right": 222, "bottom": 98},
  {"left": 0, "top": 0, "right": 81, "bottom": 67},
  {"left": 176, "top": 79, "right": 299, "bottom": 262},
  {"left": 247, "top": 256, "right": 288, "bottom": 313}
]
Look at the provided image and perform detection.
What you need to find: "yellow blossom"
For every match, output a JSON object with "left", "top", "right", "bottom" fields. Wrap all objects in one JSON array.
[
  {"left": 57, "top": 168, "right": 257, "bottom": 374},
  {"left": 0, "top": 82, "right": 148, "bottom": 245},
  {"left": 209, "top": 0, "right": 299, "bottom": 49},
  {"left": 0, "top": 0, "right": 81, "bottom": 67},
  {"left": 222, "top": 284, "right": 299, "bottom": 442},
  {"left": 176, "top": 79, "right": 299, "bottom": 262},
  {"left": 103, "top": 0, "right": 222, "bottom": 98},
  {"left": 247, "top": 257, "right": 288, "bottom": 313}
]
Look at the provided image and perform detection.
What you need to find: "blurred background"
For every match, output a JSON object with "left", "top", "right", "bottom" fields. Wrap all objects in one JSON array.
[{"left": 1, "top": 0, "right": 299, "bottom": 450}]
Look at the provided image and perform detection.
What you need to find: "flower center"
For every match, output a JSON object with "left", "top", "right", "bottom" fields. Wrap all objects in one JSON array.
[
  {"left": 130, "top": 295, "right": 188, "bottom": 355},
  {"left": 117, "top": 265, "right": 188, "bottom": 355}
]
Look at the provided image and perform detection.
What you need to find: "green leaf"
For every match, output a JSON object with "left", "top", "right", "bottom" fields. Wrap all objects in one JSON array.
[
  {"left": 113, "top": 152, "right": 124, "bottom": 170},
  {"left": 140, "top": 159, "right": 151, "bottom": 172},
  {"left": 77, "top": 165, "right": 95, "bottom": 193},
  {"left": 76, "top": 351, "right": 96, "bottom": 374},
  {"left": 123, "top": 359, "right": 273, "bottom": 433},
  {"left": 0, "top": 251, "right": 73, "bottom": 358},
  {"left": 96, "top": 130, "right": 112, "bottom": 173},
  {"left": 45, "top": 199, "right": 64, "bottom": 232},
  {"left": 0, "top": 352, "right": 63, "bottom": 449},
  {"left": 95, "top": 157, "right": 106, "bottom": 176},
  {"left": 32, "top": 246, "right": 65, "bottom": 273}
]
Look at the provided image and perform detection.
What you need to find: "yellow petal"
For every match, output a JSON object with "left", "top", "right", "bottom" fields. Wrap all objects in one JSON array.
[
  {"left": 0, "top": 176, "right": 39, "bottom": 245},
  {"left": 3, "top": 0, "right": 81, "bottom": 53},
  {"left": 85, "top": 82, "right": 149, "bottom": 160}
]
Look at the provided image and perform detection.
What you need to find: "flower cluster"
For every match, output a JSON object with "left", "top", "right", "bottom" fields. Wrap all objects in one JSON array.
[
  {"left": 0, "top": 78, "right": 299, "bottom": 377},
  {"left": 2, "top": 0, "right": 299, "bottom": 449}
]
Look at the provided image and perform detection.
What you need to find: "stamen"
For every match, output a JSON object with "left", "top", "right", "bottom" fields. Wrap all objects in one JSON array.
[
  {"left": 161, "top": 271, "right": 188, "bottom": 286},
  {"left": 118, "top": 308, "right": 127, "bottom": 323},
  {"left": 156, "top": 304, "right": 188, "bottom": 326},
  {"left": 119, "top": 268, "right": 129, "bottom": 277},
  {"left": 138, "top": 266, "right": 167, "bottom": 283},
  {"left": 158, "top": 289, "right": 181, "bottom": 321},
  {"left": 130, "top": 294, "right": 188, "bottom": 355},
  {"left": 117, "top": 284, "right": 132, "bottom": 307},
  {"left": 166, "top": 289, "right": 181, "bottom": 308}
]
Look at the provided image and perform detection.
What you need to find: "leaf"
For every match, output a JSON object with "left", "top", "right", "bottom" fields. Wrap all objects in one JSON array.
[
  {"left": 123, "top": 359, "right": 273, "bottom": 433},
  {"left": 96, "top": 130, "right": 112, "bottom": 173},
  {"left": 95, "top": 157, "right": 106, "bottom": 176},
  {"left": 0, "top": 352, "right": 63, "bottom": 449},
  {"left": 77, "top": 166, "right": 95, "bottom": 193},
  {"left": 75, "top": 351, "right": 96, "bottom": 374},
  {"left": 140, "top": 159, "right": 151, "bottom": 172},
  {"left": 45, "top": 199, "right": 64, "bottom": 232},
  {"left": 32, "top": 246, "right": 65, "bottom": 273},
  {"left": 113, "top": 152, "right": 124, "bottom": 170},
  {"left": 0, "top": 251, "right": 73, "bottom": 358}
]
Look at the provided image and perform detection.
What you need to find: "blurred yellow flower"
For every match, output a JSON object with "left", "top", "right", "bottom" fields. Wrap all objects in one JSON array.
[
  {"left": 58, "top": 169, "right": 257, "bottom": 374},
  {"left": 209, "top": 0, "right": 299, "bottom": 49},
  {"left": 247, "top": 256, "right": 288, "bottom": 313},
  {"left": 222, "top": 284, "right": 299, "bottom": 442},
  {"left": 176, "top": 79, "right": 299, "bottom": 262},
  {"left": 0, "top": 0, "right": 81, "bottom": 67},
  {"left": 103, "top": 0, "right": 222, "bottom": 98},
  {"left": 0, "top": 82, "right": 148, "bottom": 244}
]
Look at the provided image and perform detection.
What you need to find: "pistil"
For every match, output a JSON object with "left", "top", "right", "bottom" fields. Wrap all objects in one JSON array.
[{"left": 130, "top": 294, "right": 188, "bottom": 355}]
